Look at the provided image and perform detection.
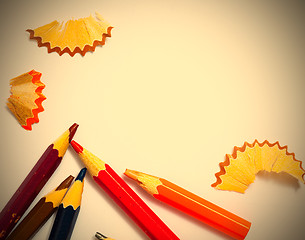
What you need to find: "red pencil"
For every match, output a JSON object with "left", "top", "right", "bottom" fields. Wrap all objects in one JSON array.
[
  {"left": 0, "top": 123, "right": 78, "bottom": 240},
  {"left": 70, "top": 140, "right": 179, "bottom": 240}
]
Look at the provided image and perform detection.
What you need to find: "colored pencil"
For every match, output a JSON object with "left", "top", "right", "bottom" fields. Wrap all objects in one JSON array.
[
  {"left": 125, "top": 169, "right": 251, "bottom": 240},
  {"left": 95, "top": 232, "right": 115, "bottom": 240},
  {"left": 6, "top": 175, "right": 74, "bottom": 240},
  {"left": 0, "top": 123, "right": 78, "bottom": 240},
  {"left": 70, "top": 141, "right": 179, "bottom": 240},
  {"left": 49, "top": 168, "right": 87, "bottom": 240}
]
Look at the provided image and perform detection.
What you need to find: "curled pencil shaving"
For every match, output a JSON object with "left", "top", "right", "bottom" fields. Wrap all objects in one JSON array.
[
  {"left": 212, "top": 140, "right": 305, "bottom": 193},
  {"left": 7, "top": 70, "right": 46, "bottom": 131},
  {"left": 27, "top": 12, "right": 113, "bottom": 57}
]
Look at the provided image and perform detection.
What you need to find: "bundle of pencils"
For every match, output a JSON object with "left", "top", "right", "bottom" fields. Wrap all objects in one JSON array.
[
  {"left": 6, "top": 175, "right": 74, "bottom": 240},
  {"left": 0, "top": 123, "right": 78, "bottom": 240},
  {"left": 70, "top": 141, "right": 179, "bottom": 240},
  {"left": 125, "top": 169, "right": 251, "bottom": 240},
  {"left": 49, "top": 168, "right": 87, "bottom": 240}
]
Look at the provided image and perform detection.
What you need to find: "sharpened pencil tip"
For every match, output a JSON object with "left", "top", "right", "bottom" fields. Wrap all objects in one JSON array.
[
  {"left": 75, "top": 168, "right": 87, "bottom": 182},
  {"left": 71, "top": 140, "right": 83, "bottom": 154},
  {"left": 56, "top": 175, "right": 75, "bottom": 191},
  {"left": 69, "top": 123, "right": 79, "bottom": 143},
  {"left": 124, "top": 169, "right": 140, "bottom": 181}
]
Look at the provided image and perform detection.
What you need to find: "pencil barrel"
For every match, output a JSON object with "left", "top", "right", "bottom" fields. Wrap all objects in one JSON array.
[
  {"left": 6, "top": 175, "right": 74, "bottom": 240},
  {"left": 156, "top": 179, "right": 251, "bottom": 240},
  {"left": 6, "top": 199, "right": 55, "bottom": 240},
  {"left": 0, "top": 145, "right": 62, "bottom": 239},
  {"left": 48, "top": 205, "right": 80, "bottom": 240}
]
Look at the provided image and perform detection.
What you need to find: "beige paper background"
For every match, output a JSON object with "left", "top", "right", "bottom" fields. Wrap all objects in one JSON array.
[{"left": 0, "top": 0, "right": 305, "bottom": 239}]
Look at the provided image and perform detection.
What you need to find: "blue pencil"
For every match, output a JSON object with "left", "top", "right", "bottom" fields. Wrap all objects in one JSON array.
[{"left": 48, "top": 168, "right": 86, "bottom": 240}]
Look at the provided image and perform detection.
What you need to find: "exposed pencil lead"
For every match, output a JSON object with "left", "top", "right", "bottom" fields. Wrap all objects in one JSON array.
[
  {"left": 68, "top": 123, "right": 79, "bottom": 142},
  {"left": 124, "top": 169, "right": 140, "bottom": 181},
  {"left": 70, "top": 140, "right": 83, "bottom": 154},
  {"left": 55, "top": 175, "right": 74, "bottom": 191},
  {"left": 75, "top": 168, "right": 87, "bottom": 182}
]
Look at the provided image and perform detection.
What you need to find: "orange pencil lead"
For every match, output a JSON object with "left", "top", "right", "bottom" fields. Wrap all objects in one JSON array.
[{"left": 124, "top": 169, "right": 140, "bottom": 181}]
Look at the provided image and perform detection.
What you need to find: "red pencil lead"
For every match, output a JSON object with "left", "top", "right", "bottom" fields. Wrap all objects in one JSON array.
[{"left": 70, "top": 140, "right": 83, "bottom": 154}]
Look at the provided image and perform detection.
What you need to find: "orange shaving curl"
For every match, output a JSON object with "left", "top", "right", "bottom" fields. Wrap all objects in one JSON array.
[
  {"left": 212, "top": 140, "right": 305, "bottom": 193},
  {"left": 27, "top": 13, "right": 113, "bottom": 57},
  {"left": 7, "top": 70, "right": 46, "bottom": 131},
  {"left": 26, "top": 27, "right": 113, "bottom": 57},
  {"left": 24, "top": 70, "right": 46, "bottom": 130}
]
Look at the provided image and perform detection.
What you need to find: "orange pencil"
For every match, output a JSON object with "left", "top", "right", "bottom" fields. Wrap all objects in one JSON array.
[{"left": 125, "top": 169, "right": 251, "bottom": 240}]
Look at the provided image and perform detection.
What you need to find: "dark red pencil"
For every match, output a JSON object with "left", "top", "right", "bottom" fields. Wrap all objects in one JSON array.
[{"left": 0, "top": 123, "right": 78, "bottom": 239}]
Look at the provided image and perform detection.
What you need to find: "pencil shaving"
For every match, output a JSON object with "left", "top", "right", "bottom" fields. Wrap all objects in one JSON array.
[
  {"left": 27, "top": 12, "right": 113, "bottom": 56},
  {"left": 212, "top": 140, "right": 305, "bottom": 193},
  {"left": 7, "top": 70, "right": 46, "bottom": 131}
]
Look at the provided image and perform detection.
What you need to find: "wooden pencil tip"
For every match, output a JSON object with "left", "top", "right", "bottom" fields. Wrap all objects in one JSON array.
[
  {"left": 70, "top": 140, "right": 83, "bottom": 154},
  {"left": 69, "top": 123, "right": 79, "bottom": 143},
  {"left": 124, "top": 169, "right": 139, "bottom": 181}
]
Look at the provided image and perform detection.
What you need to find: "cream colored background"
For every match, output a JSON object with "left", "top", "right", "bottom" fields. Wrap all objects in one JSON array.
[{"left": 1, "top": 0, "right": 305, "bottom": 239}]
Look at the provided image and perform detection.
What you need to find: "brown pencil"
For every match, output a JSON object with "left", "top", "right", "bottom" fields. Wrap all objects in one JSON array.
[{"left": 6, "top": 175, "right": 74, "bottom": 240}]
